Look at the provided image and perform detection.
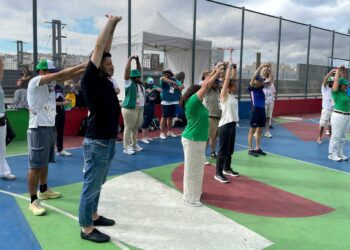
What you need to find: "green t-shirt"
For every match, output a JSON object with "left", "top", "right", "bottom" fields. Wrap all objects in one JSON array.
[
  {"left": 182, "top": 93, "right": 209, "bottom": 141},
  {"left": 332, "top": 90, "right": 350, "bottom": 113}
]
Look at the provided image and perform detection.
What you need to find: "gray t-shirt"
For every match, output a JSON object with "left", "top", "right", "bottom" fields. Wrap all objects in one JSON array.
[
  {"left": 203, "top": 88, "right": 221, "bottom": 118},
  {"left": 0, "top": 83, "right": 5, "bottom": 113},
  {"left": 14, "top": 88, "right": 28, "bottom": 109},
  {"left": 27, "top": 76, "right": 56, "bottom": 128}
]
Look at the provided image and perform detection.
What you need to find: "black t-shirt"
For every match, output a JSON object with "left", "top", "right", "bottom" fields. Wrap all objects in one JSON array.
[
  {"left": 55, "top": 84, "right": 65, "bottom": 114},
  {"left": 81, "top": 61, "right": 119, "bottom": 139}
]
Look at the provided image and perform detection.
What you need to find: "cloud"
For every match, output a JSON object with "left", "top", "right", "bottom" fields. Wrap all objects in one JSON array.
[
  {"left": 0, "top": 0, "right": 349, "bottom": 64},
  {"left": 290, "top": 0, "right": 337, "bottom": 7}
]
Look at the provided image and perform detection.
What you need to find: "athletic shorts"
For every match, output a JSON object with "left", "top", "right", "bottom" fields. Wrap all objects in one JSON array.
[
  {"left": 250, "top": 107, "right": 266, "bottom": 128},
  {"left": 28, "top": 127, "right": 56, "bottom": 168},
  {"left": 161, "top": 104, "right": 177, "bottom": 118},
  {"left": 319, "top": 108, "right": 332, "bottom": 127}
]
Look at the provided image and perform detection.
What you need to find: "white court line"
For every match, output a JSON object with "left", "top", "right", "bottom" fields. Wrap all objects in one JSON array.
[
  {"left": 0, "top": 189, "right": 129, "bottom": 250},
  {"left": 235, "top": 143, "right": 350, "bottom": 176}
]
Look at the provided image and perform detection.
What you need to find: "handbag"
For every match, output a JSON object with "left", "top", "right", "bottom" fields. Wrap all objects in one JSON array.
[{"left": 5, "top": 117, "right": 16, "bottom": 146}]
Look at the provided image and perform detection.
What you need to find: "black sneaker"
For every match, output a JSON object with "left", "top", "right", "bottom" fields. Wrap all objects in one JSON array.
[
  {"left": 248, "top": 149, "right": 259, "bottom": 157},
  {"left": 214, "top": 174, "right": 230, "bottom": 183},
  {"left": 256, "top": 148, "right": 267, "bottom": 156},
  {"left": 210, "top": 152, "right": 218, "bottom": 158},
  {"left": 93, "top": 216, "right": 115, "bottom": 226},
  {"left": 223, "top": 169, "right": 239, "bottom": 177},
  {"left": 81, "top": 228, "right": 110, "bottom": 243}
]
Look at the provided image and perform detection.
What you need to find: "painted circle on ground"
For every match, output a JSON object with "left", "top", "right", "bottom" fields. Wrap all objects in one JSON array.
[{"left": 172, "top": 164, "right": 335, "bottom": 218}]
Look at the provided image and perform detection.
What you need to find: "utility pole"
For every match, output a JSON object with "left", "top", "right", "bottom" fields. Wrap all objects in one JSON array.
[
  {"left": 14, "top": 40, "right": 24, "bottom": 69},
  {"left": 45, "top": 19, "right": 66, "bottom": 68}
]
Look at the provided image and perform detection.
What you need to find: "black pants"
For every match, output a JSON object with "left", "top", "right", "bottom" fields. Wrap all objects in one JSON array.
[
  {"left": 55, "top": 111, "right": 65, "bottom": 152},
  {"left": 216, "top": 121, "right": 236, "bottom": 175}
]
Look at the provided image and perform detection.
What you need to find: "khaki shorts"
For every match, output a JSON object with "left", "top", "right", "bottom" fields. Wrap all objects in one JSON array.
[
  {"left": 320, "top": 108, "right": 332, "bottom": 127},
  {"left": 208, "top": 117, "right": 220, "bottom": 140},
  {"left": 265, "top": 102, "right": 274, "bottom": 118}
]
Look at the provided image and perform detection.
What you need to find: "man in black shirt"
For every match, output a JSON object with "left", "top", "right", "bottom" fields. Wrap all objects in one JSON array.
[{"left": 78, "top": 14, "right": 122, "bottom": 243}]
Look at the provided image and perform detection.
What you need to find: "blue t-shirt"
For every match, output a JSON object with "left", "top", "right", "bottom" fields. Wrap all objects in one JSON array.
[{"left": 248, "top": 85, "right": 265, "bottom": 108}]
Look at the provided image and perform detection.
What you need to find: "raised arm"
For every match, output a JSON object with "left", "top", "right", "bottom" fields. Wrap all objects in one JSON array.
[
  {"left": 160, "top": 76, "right": 177, "bottom": 85},
  {"left": 322, "top": 69, "right": 336, "bottom": 87},
  {"left": 104, "top": 14, "right": 119, "bottom": 53},
  {"left": 91, "top": 15, "right": 122, "bottom": 68},
  {"left": 39, "top": 63, "right": 86, "bottom": 85},
  {"left": 124, "top": 56, "right": 133, "bottom": 81},
  {"left": 197, "top": 68, "right": 222, "bottom": 101},
  {"left": 220, "top": 64, "right": 234, "bottom": 102},
  {"left": 332, "top": 67, "right": 341, "bottom": 92},
  {"left": 250, "top": 64, "right": 266, "bottom": 86},
  {"left": 135, "top": 55, "right": 141, "bottom": 72}
]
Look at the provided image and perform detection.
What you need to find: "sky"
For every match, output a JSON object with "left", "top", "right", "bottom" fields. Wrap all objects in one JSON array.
[{"left": 0, "top": 0, "right": 349, "bottom": 66}]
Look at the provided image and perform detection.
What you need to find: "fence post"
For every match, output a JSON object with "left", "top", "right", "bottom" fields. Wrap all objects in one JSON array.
[
  {"left": 238, "top": 7, "right": 245, "bottom": 101},
  {"left": 191, "top": 0, "right": 197, "bottom": 85},
  {"left": 275, "top": 17, "right": 282, "bottom": 100},
  {"left": 128, "top": 0, "right": 131, "bottom": 57},
  {"left": 305, "top": 24, "right": 311, "bottom": 98},
  {"left": 32, "top": 0, "right": 38, "bottom": 74},
  {"left": 330, "top": 30, "right": 335, "bottom": 68}
]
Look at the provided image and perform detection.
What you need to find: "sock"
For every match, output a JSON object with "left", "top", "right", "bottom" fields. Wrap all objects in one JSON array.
[
  {"left": 31, "top": 194, "right": 38, "bottom": 203},
  {"left": 39, "top": 184, "right": 47, "bottom": 193}
]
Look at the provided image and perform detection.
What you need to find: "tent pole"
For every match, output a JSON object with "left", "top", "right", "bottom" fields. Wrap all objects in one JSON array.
[
  {"left": 128, "top": 0, "right": 131, "bottom": 57},
  {"left": 191, "top": 0, "right": 197, "bottom": 85}
]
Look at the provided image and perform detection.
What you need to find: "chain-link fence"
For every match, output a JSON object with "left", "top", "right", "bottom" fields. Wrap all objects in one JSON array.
[{"left": 1, "top": 0, "right": 349, "bottom": 100}]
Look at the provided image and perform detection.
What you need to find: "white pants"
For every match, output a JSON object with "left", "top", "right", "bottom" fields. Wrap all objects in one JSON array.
[
  {"left": 0, "top": 124, "right": 12, "bottom": 177},
  {"left": 181, "top": 137, "right": 206, "bottom": 203},
  {"left": 328, "top": 112, "right": 350, "bottom": 156},
  {"left": 265, "top": 102, "right": 274, "bottom": 119}
]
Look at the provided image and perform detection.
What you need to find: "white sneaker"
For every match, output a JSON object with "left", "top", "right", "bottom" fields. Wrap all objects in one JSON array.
[
  {"left": 325, "top": 130, "right": 331, "bottom": 136},
  {"left": 141, "top": 138, "right": 150, "bottom": 144},
  {"left": 167, "top": 131, "right": 177, "bottom": 137},
  {"left": 57, "top": 150, "right": 72, "bottom": 157},
  {"left": 183, "top": 200, "right": 203, "bottom": 207},
  {"left": 2, "top": 174, "right": 16, "bottom": 180},
  {"left": 264, "top": 132, "right": 272, "bottom": 138},
  {"left": 123, "top": 147, "right": 135, "bottom": 155},
  {"left": 133, "top": 144, "right": 143, "bottom": 152},
  {"left": 328, "top": 154, "right": 342, "bottom": 162},
  {"left": 338, "top": 154, "right": 349, "bottom": 161},
  {"left": 147, "top": 137, "right": 154, "bottom": 142},
  {"left": 160, "top": 133, "right": 166, "bottom": 140},
  {"left": 29, "top": 199, "right": 46, "bottom": 216},
  {"left": 204, "top": 161, "right": 211, "bottom": 165}
]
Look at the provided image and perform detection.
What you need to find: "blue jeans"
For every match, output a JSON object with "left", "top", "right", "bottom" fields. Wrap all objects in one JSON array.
[{"left": 79, "top": 138, "right": 116, "bottom": 227}]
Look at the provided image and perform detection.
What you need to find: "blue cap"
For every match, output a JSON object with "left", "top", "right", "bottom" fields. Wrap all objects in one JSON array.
[{"left": 255, "top": 76, "right": 264, "bottom": 82}]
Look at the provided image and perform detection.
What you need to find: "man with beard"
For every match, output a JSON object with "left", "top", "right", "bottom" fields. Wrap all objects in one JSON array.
[{"left": 78, "top": 14, "right": 122, "bottom": 243}]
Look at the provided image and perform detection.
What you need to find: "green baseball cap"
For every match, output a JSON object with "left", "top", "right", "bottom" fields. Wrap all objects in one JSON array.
[
  {"left": 130, "top": 69, "right": 141, "bottom": 78},
  {"left": 36, "top": 59, "right": 56, "bottom": 72},
  {"left": 339, "top": 77, "right": 349, "bottom": 86}
]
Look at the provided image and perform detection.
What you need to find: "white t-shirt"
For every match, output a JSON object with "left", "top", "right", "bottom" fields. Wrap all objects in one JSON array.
[
  {"left": 218, "top": 94, "right": 239, "bottom": 127},
  {"left": 125, "top": 79, "right": 145, "bottom": 107},
  {"left": 110, "top": 77, "right": 119, "bottom": 90},
  {"left": 27, "top": 76, "right": 57, "bottom": 128},
  {"left": 263, "top": 84, "right": 276, "bottom": 105},
  {"left": 321, "top": 85, "right": 334, "bottom": 110}
]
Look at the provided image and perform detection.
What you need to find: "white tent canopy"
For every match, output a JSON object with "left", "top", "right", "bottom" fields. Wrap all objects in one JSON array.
[{"left": 111, "top": 11, "right": 212, "bottom": 100}]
